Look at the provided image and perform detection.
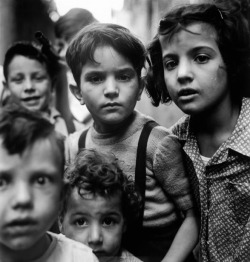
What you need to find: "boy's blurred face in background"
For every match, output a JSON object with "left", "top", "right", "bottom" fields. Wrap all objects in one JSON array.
[{"left": 4, "top": 55, "right": 52, "bottom": 113}]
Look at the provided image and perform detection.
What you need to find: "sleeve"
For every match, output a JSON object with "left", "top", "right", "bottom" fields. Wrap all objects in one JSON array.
[{"left": 153, "top": 134, "right": 194, "bottom": 211}]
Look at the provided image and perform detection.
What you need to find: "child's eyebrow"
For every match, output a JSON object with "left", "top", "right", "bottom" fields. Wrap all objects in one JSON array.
[
  {"left": 162, "top": 46, "right": 216, "bottom": 60},
  {"left": 162, "top": 53, "right": 177, "bottom": 61},
  {"left": 0, "top": 170, "right": 11, "bottom": 176},
  {"left": 115, "top": 68, "right": 136, "bottom": 74},
  {"left": 102, "top": 211, "right": 123, "bottom": 217},
  {"left": 84, "top": 67, "right": 136, "bottom": 74}
]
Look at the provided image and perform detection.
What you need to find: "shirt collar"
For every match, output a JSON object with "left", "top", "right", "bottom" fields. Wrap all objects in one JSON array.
[
  {"left": 176, "top": 98, "right": 250, "bottom": 158},
  {"left": 227, "top": 98, "right": 250, "bottom": 157}
]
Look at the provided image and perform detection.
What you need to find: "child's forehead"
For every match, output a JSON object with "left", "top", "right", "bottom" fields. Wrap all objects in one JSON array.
[
  {"left": 82, "top": 45, "right": 136, "bottom": 73},
  {"left": 68, "top": 189, "right": 124, "bottom": 217},
  {"left": 71, "top": 188, "right": 123, "bottom": 207},
  {"left": 8, "top": 55, "right": 47, "bottom": 72},
  {"left": 160, "top": 22, "right": 218, "bottom": 48},
  {"left": 92, "top": 45, "right": 126, "bottom": 61}
]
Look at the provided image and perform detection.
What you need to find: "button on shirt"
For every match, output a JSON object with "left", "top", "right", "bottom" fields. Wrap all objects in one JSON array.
[{"left": 171, "top": 98, "right": 250, "bottom": 262}]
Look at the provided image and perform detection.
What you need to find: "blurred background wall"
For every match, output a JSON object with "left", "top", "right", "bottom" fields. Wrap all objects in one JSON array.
[{"left": 0, "top": 0, "right": 249, "bottom": 127}]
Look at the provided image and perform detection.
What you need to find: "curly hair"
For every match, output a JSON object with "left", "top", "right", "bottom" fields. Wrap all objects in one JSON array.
[
  {"left": 60, "top": 148, "right": 142, "bottom": 228},
  {"left": 145, "top": 2, "right": 250, "bottom": 106}
]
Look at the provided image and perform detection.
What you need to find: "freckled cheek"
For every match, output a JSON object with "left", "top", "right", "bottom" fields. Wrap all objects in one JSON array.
[{"left": 210, "top": 65, "right": 227, "bottom": 87}]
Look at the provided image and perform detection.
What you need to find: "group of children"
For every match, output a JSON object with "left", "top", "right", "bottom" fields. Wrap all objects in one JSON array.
[{"left": 1, "top": 1, "right": 250, "bottom": 262}]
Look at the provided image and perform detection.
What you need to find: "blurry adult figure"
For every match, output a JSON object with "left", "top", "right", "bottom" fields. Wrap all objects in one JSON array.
[{"left": 54, "top": 8, "right": 98, "bottom": 125}]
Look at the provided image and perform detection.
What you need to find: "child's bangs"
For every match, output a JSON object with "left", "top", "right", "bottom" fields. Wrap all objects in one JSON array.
[{"left": 159, "top": 4, "right": 224, "bottom": 38}]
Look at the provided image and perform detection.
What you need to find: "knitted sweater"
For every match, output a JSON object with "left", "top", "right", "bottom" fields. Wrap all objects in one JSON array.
[{"left": 66, "top": 110, "right": 193, "bottom": 228}]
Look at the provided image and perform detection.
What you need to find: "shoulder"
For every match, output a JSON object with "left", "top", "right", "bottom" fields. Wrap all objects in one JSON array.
[
  {"left": 73, "top": 119, "right": 87, "bottom": 131},
  {"left": 65, "top": 128, "right": 89, "bottom": 163},
  {"left": 66, "top": 127, "right": 88, "bottom": 149},
  {"left": 48, "top": 233, "right": 98, "bottom": 262},
  {"left": 148, "top": 122, "right": 181, "bottom": 152},
  {"left": 170, "top": 115, "right": 190, "bottom": 139}
]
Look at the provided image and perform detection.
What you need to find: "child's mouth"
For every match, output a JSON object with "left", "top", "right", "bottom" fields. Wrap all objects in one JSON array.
[
  {"left": 22, "top": 96, "right": 40, "bottom": 101},
  {"left": 178, "top": 88, "right": 197, "bottom": 97},
  {"left": 6, "top": 219, "right": 37, "bottom": 234}
]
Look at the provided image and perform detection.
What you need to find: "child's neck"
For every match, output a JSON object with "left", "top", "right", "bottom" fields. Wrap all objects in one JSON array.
[
  {"left": 192, "top": 100, "right": 241, "bottom": 157},
  {"left": 0, "top": 233, "right": 51, "bottom": 262}
]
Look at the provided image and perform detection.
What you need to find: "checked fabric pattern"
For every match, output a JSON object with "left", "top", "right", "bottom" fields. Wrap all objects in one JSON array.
[{"left": 172, "top": 98, "right": 250, "bottom": 262}]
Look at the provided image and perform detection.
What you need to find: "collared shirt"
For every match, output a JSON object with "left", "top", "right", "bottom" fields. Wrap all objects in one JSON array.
[{"left": 171, "top": 98, "right": 250, "bottom": 262}]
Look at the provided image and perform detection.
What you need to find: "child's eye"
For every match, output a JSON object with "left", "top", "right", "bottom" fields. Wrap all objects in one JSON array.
[
  {"left": 34, "top": 75, "right": 47, "bottom": 81},
  {"left": 195, "top": 54, "right": 210, "bottom": 64},
  {"left": 75, "top": 218, "right": 88, "bottom": 227},
  {"left": 11, "top": 76, "right": 23, "bottom": 83},
  {"left": 102, "top": 217, "right": 116, "bottom": 227},
  {"left": 164, "top": 60, "right": 178, "bottom": 71},
  {"left": 35, "top": 175, "right": 50, "bottom": 186},
  {"left": 0, "top": 176, "right": 9, "bottom": 189},
  {"left": 117, "top": 74, "right": 131, "bottom": 81},
  {"left": 87, "top": 75, "right": 104, "bottom": 84}
]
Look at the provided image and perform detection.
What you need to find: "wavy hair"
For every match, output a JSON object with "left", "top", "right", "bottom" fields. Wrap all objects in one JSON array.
[{"left": 145, "top": 2, "right": 250, "bottom": 106}]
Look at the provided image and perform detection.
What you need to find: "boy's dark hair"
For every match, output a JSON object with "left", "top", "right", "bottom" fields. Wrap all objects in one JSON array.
[
  {"left": 145, "top": 2, "right": 250, "bottom": 106},
  {"left": 66, "top": 23, "right": 146, "bottom": 87},
  {"left": 0, "top": 103, "right": 65, "bottom": 172},
  {"left": 3, "top": 41, "right": 58, "bottom": 81},
  {"left": 60, "top": 148, "right": 141, "bottom": 227},
  {"left": 54, "top": 8, "right": 98, "bottom": 42}
]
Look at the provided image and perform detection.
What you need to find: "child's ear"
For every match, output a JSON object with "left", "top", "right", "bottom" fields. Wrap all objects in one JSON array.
[
  {"left": 69, "top": 84, "right": 85, "bottom": 105},
  {"left": 58, "top": 216, "right": 64, "bottom": 233}
]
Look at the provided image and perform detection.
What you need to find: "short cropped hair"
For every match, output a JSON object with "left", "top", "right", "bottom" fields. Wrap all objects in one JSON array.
[
  {"left": 54, "top": 8, "right": 98, "bottom": 42},
  {"left": 145, "top": 3, "right": 250, "bottom": 106},
  {"left": 3, "top": 41, "right": 57, "bottom": 81},
  {"left": 0, "top": 103, "right": 65, "bottom": 172},
  {"left": 60, "top": 148, "right": 141, "bottom": 227},
  {"left": 66, "top": 23, "right": 146, "bottom": 87}
]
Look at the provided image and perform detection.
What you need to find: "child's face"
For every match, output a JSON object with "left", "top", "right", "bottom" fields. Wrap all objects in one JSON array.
[
  {"left": 0, "top": 138, "right": 63, "bottom": 255},
  {"left": 5, "top": 55, "right": 52, "bottom": 113},
  {"left": 61, "top": 190, "right": 126, "bottom": 262},
  {"left": 159, "top": 22, "right": 229, "bottom": 116},
  {"left": 74, "top": 45, "right": 143, "bottom": 133}
]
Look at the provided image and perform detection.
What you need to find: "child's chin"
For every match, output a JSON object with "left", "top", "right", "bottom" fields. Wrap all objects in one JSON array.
[
  {"left": 94, "top": 253, "right": 110, "bottom": 262},
  {"left": 6, "top": 236, "right": 36, "bottom": 251}
]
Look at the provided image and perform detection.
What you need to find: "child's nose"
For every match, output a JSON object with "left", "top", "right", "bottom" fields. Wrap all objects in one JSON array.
[
  {"left": 24, "top": 78, "right": 35, "bottom": 92},
  {"left": 103, "top": 78, "right": 118, "bottom": 98},
  {"left": 177, "top": 59, "right": 194, "bottom": 84},
  {"left": 88, "top": 224, "right": 103, "bottom": 246},
  {"left": 12, "top": 182, "right": 33, "bottom": 209}
]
